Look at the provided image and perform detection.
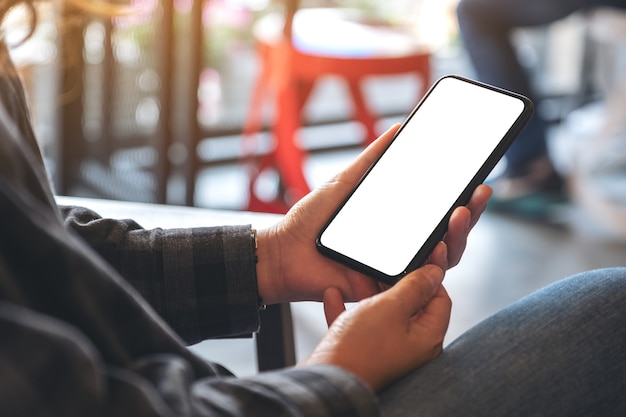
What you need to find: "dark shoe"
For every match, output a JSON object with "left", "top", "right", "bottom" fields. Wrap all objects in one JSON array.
[{"left": 486, "top": 157, "right": 569, "bottom": 222}]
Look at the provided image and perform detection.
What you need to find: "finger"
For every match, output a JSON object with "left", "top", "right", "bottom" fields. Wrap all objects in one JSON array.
[
  {"left": 444, "top": 206, "right": 471, "bottom": 268},
  {"left": 323, "top": 287, "right": 347, "bottom": 327},
  {"left": 444, "top": 184, "right": 492, "bottom": 268},
  {"left": 426, "top": 241, "right": 449, "bottom": 271},
  {"left": 341, "top": 271, "right": 386, "bottom": 303},
  {"left": 414, "top": 284, "right": 452, "bottom": 337},
  {"left": 466, "top": 184, "right": 492, "bottom": 229},
  {"left": 391, "top": 265, "right": 444, "bottom": 318},
  {"left": 335, "top": 124, "right": 400, "bottom": 185}
]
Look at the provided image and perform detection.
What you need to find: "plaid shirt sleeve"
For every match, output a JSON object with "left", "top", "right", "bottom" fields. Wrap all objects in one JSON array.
[
  {"left": 60, "top": 205, "right": 261, "bottom": 343},
  {"left": 0, "top": 298, "right": 380, "bottom": 417}
]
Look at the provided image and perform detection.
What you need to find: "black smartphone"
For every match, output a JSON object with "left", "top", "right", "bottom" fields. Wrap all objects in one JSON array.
[{"left": 316, "top": 75, "right": 533, "bottom": 286}]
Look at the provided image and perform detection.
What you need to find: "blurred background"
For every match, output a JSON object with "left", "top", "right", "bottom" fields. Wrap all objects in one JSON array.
[
  {"left": 5, "top": 0, "right": 626, "bottom": 373},
  {"left": 12, "top": 0, "right": 467, "bottom": 209},
  {"left": 8, "top": 0, "right": 625, "bottom": 214}
]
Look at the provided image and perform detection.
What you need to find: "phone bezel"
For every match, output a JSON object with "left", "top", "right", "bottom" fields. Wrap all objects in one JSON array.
[{"left": 315, "top": 75, "right": 534, "bottom": 285}]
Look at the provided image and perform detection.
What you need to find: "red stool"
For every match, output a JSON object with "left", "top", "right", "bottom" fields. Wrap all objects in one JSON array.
[{"left": 243, "top": 5, "right": 431, "bottom": 213}]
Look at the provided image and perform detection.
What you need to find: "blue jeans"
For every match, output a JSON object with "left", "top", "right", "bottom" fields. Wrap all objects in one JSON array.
[
  {"left": 378, "top": 267, "right": 626, "bottom": 416},
  {"left": 456, "top": 0, "right": 626, "bottom": 175}
]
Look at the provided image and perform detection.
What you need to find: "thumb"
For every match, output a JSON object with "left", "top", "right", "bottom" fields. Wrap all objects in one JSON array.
[
  {"left": 392, "top": 265, "right": 445, "bottom": 317},
  {"left": 323, "top": 287, "right": 346, "bottom": 327},
  {"left": 334, "top": 124, "right": 400, "bottom": 185}
]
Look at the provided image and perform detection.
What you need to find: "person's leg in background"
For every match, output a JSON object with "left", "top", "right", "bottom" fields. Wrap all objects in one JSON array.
[
  {"left": 456, "top": 0, "right": 591, "bottom": 218},
  {"left": 379, "top": 267, "right": 626, "bottom": 416}
]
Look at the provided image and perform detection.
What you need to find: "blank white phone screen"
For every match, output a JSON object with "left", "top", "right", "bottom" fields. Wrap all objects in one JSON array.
[{"left": 319, "top": 77, "right": 526, "bottom": 277}]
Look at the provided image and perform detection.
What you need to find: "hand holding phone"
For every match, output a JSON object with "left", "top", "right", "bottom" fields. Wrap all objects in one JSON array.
[{"left": 316, "top": 75, "right": 533, "bottom": 285}]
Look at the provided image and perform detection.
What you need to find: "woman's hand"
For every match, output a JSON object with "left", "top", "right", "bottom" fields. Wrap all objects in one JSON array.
[
  {"left": 256, "top": 124, "right": 492, "bottom": 305},
  {"left": 300, "top": 257, "right": 452, "bottom": 392}
]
